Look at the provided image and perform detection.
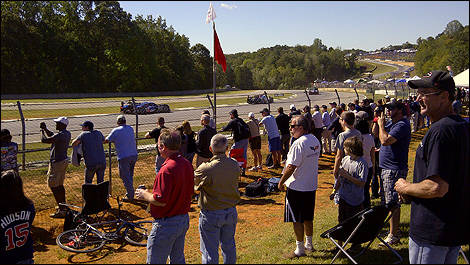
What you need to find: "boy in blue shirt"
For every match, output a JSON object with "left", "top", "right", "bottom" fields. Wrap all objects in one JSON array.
[{"left": 335, "top": 136, "right": 368, "bottom": 252}]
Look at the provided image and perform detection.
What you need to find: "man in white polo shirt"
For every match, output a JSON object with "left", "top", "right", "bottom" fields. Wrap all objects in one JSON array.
[{"left": 278, "top": 115, "right": 321, "bottom": 259}]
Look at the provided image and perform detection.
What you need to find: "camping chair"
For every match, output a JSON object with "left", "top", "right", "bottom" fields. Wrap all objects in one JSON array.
[
  {"left": 320, "top": 204, "right": 403, "bottom": 264},
  {"left": 60, "top": 181, "right": 112, "bottom": 230}
]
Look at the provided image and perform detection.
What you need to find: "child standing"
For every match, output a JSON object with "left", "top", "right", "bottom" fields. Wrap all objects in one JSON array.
[{"left": 334, "top": 136, "right": 368, "bottom": 252}]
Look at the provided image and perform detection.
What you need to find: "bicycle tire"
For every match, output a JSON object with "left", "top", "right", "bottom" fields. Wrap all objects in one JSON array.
[
  {"left": 124, "top": 220, "right": 153, "bottom": 246},
  {"left": 56, "top": 229, "right": 106, "bottom": 253}
]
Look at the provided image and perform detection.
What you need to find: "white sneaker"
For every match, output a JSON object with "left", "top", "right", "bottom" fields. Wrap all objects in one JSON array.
[
  {"left": 256, "top": 165, "right": 263, "bottom": 170},
  {"left": 304, "top": 243, "right": 315, "bottom": 252},
  {"left": 379, "top": 234, "right": 400, "bottom": 247},
  {"left": 248, "top": 166, "right": 258, "bottom": 172}
]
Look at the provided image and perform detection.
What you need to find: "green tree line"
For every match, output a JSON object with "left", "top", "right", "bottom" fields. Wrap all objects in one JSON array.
[
  {"left": 414, "top": 20, "right": 469, "bottom": 75},
  {"left": 1, "top": 1, "right": 213, "bottom": 94}
]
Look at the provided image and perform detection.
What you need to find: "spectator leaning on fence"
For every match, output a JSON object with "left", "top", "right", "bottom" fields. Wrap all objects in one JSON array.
[
  {"left": 71, "top": 121, "right": 106, "bottom": 184},
  {"left": 1, "top": 129, "right": 18, "bottom": 173},
  {"left": 195, "top": 114, "right": 217, "bottom": 168},
  {"left": 219, "top": 109, "right": 250, "bottom": 170},
  {"left": 145, "top": 117, "right": 166, "bottom": 174},
  {"left": 135, "top": 129, "right": 194, "bottom": 264},
  {"left": 194, "top": 134, "right": 241, "bottom": 264},
  {"left": 40, "top": 117, "right": 71, "bottom": 218},
  {"left": 0, "top": 170, "right": 36, "bottom": 264},
  {"left": 202, "top": 110, "right": 216, "bottom": 130},
  {"left": 377, "top": 101, "right": 411, "bottom": 247},
  {"left": 104, "top": 115, "right": 138, "bottom": 202},
  {"left": 259, "top": 108, "right": 282, "bottom": 169},
  {"left": 182, "top": 120, "right": 197, "bottom": 165},
  {"left": 395, "top": 70, "right": 470, "bottom": 264},
  {"left": 278, "top": 115, "right": 321, "bottom": 259},
  {"left": 312, "top": 105, "right": 324, "bottom": 157}
]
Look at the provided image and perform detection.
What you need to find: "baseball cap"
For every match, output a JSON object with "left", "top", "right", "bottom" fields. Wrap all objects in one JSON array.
[
  {"left": 321, "top": 105, "right": 328, "bottom": 109},
  {"left": 248, "top": 112, "right": 254, "bottom": 118},
  {"left": 329, "top": 102, "right": 337, "bottom": 106},
  {"left": 290, "top": 104, "right": 296, "bottom": 110},
  {"left": 53, "top": 116, "right": 69, "bottom": 126},
  {"left": 386, "top": 101, "right": 406, "bottom": 113},
  {"left": 260, "top": 108, "right": 269, "bottom": 113},
  {"left": 408, "top": 70, "right": 455, "bottom": 92},
  {"left": 80, "top": 120, "right": 94, "bottom": 130},
  {"left": 117, "top": 115, "right": 126, "bottom": 124},
  {"left": 229, "top": 109, "right": 238, "bottom": 116}
]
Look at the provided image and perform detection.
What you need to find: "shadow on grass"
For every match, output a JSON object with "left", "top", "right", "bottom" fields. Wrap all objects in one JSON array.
[
  {"left": 65, "top": 241, "right": 140, "bottom": 264},
  {"left": 238, "top": 197, "right": 283, "bottom": 206},
  {"left": 32, "top": 226, "right": 56, "bottom": 252}
]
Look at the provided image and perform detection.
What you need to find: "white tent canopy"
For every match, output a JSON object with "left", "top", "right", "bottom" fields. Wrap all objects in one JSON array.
[
  {"left": 344, "top": 79, "right": 355, "bottom": 84},
  {"left": 453, "top": 69, "right": 469, "bottom": 87},
  {"left": 367, "top": 80, "right": 383, "bottom": 84}
]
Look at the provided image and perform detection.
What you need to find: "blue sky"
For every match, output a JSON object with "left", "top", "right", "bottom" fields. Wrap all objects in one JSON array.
[{"left": 118, "top": 1, "right": 469, "bottom": 55}]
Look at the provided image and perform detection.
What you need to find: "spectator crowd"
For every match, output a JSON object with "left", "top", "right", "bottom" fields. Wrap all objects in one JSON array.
[{"left": 1, "top": 70, "right": 469, "bottom": 264}]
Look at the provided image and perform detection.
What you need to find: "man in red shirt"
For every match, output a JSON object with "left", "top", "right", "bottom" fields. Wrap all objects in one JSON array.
[{"left": 135, "top": 129, "right": 194, "bottom": 264}]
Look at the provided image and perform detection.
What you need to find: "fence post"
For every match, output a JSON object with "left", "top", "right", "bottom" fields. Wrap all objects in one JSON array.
[
  {"left": 304, "top": 89, "right": 311, "bottom": 109},
  {"left": 131, "top": 97, "right": 138, "bottom": 149},
  {"left": 108, "top": 142, "right": 112, "bottom": 196},
  {"left": 264, "top": 91, "right": 270, "bottom": 112},
  {"left": 16, "top": 101, "right": 26, "bottom": 171}
]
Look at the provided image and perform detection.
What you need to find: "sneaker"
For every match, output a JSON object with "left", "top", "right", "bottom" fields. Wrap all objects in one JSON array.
[
  {"left": 248, "top": 166, "right": 258, "bottom": 172},
  {"left": 304, "top": 244, "right": 315, "bottom": 252},
  {"left": 50, "top": 209, "right": 67, "bottom": 218},
  {"left": 121, "top": 196, "right": 134, "bottom": 203},
  {"left": 267, "top": 164, "right": 276, "bottom": 169},
  {"left": 256, "top": 165, "right": 263, "bottom": 171},
  {"left": 379, "top": 234, "right": 400, "bottom": 247},
  {"left": 285, "top": 251, "right": 306, "bottom": 259}
]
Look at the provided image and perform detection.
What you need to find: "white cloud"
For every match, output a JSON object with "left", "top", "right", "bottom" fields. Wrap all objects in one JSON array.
[{"left": 220, "top": 3, "right": 237, "bottom": 10}]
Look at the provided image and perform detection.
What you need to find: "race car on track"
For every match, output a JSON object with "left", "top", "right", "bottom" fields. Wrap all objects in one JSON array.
[
  {"left": 307, "top": 87, "right": 319, "bottom": 95},
  {"left": 120, "top": 101, "right": 171, "bottom": 115},
  {"left": 247, "top": 94, "right": 274, "bottom": 104}
]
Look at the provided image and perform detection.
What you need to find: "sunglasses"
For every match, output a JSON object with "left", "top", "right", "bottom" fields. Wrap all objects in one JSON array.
[{"left": 290, "top": 124, "right": 300, "bottom": 128}]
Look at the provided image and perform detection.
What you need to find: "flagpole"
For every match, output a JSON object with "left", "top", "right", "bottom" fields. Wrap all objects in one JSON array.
[{"left": 212, "top": 22, "right": 217, "bottom": 127}]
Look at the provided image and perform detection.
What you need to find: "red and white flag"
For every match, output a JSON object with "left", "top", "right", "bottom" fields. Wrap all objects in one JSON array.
[
  {"left": 205, "top": 2, "right": 216, "bottom": 24},
  {"left": 214, "top": 27, "right": 226, "bottom": 72}
]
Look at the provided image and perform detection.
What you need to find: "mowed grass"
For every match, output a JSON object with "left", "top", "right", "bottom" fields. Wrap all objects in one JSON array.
[
  {"left": 30, "top": 126, "right": 469, "bottom": 264},
  {"left": 1, "top": 93, "right": 293, "bottom": 120},
  {"left": 357, "top": 60, "right": 398, "bottom": 76}
]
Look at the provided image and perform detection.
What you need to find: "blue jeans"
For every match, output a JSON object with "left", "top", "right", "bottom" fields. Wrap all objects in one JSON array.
[
  {"left": 84, "top": 163, "right": 106, "bottom": 184},
  {"left": 199, "top": 207, "right": 238, "bottom": 264},
  {"left": 118, "top": 155, "right": 137, "bottom": 199},
  {"left": 409, "top": 236, "right": 460, "bottom": 264},
  {"left": 147, "top": 214, "right": 190, "bottom": 264}
]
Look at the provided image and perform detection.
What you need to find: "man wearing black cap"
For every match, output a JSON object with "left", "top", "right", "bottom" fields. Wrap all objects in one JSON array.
[
  {"left": 219, "top": 109, "right": 250, "bottom": 173},
  {"left": 72, "top": 121, "right": 106, "bottom": 184},
  {"left": 377, "top": 100, "right": 411, "bottom": 246},
  {"left": 395, "top": 70, "right": 470, "bottom": 264},
  {"left": 329, "top": 102, "right": 338, "bottom": 121}
]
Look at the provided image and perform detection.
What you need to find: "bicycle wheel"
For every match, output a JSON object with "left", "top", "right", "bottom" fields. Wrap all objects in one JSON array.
[
  {"left": 56, "top": 229, "right": 106, "bottom": 253},
  {"left": 124, "top": 220, "right": 153, "bottom": 246}
]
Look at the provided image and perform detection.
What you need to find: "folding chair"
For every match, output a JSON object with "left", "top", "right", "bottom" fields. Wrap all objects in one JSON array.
[
  {"left": 61, "top": 181, "right": 112, "bottom": 230},
  {"left": 320, "top": 204, "right": 403, "bottom": 264}
]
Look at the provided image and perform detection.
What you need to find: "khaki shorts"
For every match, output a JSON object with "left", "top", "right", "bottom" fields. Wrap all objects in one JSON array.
[{"left": 47, "top": 160, "right": 68, "bottom": 188}]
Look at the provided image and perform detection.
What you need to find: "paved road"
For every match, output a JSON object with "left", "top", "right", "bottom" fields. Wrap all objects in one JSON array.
[
  {"left": 1, "top": 89, "right": 358, "bottom": 145},
  {"left": 359, "top": 59, "right": 412, "bottom": 79}
]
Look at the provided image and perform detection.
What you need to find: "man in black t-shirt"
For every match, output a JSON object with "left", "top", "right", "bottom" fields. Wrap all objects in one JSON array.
[
  {"left": 145, "top": 117, "right": 167, "bottom": 173},
  {"left": 395, "top": 71, "right": 470, "bottom": 264},
  {"left": 276, "top": 107, "right": 291, "bottom": 161}
]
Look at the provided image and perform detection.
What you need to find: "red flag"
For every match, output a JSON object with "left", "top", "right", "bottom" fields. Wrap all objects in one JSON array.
[{"left": 214, "top": 27, "right": 226, "bottom": 72}]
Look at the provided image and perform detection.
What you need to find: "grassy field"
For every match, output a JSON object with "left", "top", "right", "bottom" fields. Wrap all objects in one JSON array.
[
  {"left": 1, "top": 93, "right": 293, "bottom": 120},
  {"left": 29, "top": 127, "right": 469, "bottom": 264}
]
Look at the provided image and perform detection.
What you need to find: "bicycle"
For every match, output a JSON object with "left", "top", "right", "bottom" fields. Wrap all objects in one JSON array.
[{"left": 56, "top": 196, "right": 153, "bottom": 253}]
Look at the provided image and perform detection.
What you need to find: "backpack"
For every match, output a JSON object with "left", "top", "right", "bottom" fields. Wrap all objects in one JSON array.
[
  {"left": 266, "top": 177, "right": 281, "bottom": 193},
  {"left": 238, "top": 118, "right": 251, "bottom": 140},
  {"left": 265, "top": 153, "right": 273, "bottom": 167},
  {"left": 245, "top": 177, "right": 268, "bottom": 197}
]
